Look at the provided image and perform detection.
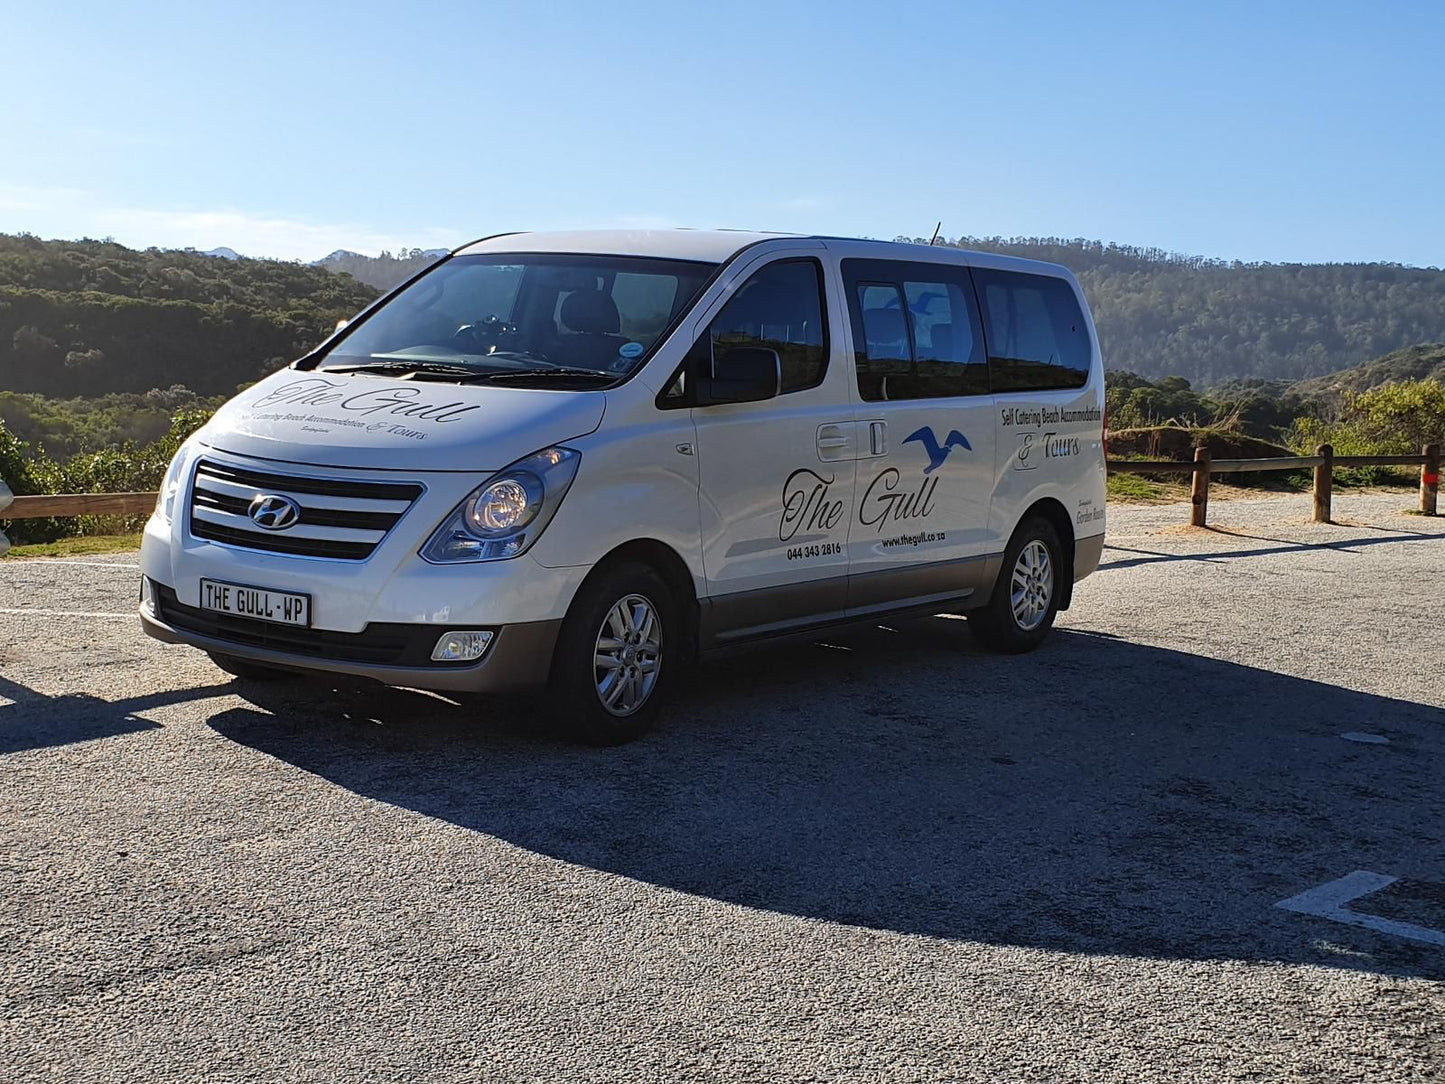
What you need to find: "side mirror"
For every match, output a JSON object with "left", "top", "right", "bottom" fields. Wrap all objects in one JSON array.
[{"left": 703, "top": 346, "right": 781, "bottom": 405}]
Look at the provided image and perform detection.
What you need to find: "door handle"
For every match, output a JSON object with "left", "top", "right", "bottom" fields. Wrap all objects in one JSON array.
[
  {"left": 816, "top": 423, "right": 854, "bottom": 462},
  {"left": 869, "top": 421, "right": 887, "bottom": 456}
]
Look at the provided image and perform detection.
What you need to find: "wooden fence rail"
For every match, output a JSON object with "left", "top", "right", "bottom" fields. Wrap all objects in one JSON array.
[
  {"left": 0, "top": 485, "right": 161, "bottom": 556},
  {"left": 2, "top": 492, "right": 160, "bottom": 519},
  {"left": 0, "top": 441, "right": 1439, "bottom": 542},
  {"left": 1109, "top": 442, "right": 1440, "bottom": 526}
]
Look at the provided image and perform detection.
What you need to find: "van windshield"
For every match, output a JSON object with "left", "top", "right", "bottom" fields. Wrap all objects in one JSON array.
[{"left": 316, "top": 253, "right": 716, "bottom": 383}]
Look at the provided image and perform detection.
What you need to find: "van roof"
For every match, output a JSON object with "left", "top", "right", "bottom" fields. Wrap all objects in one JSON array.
[
  {"left": 455, "top": 229, "right": 786, "bottom": 264},
  {"left": 453, "top": 229, "right": 1075, "bottom": 279}
]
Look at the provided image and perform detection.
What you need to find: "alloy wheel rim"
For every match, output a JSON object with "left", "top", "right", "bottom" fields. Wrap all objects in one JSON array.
[
  {"left": 593, "top": 593, "right": 662, "bottom": 717},
  {"left": 1010, "top": 540, "right": 1054, "bottom": 632}
]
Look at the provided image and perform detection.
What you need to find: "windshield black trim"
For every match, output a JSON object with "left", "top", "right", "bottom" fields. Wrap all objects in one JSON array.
[{"left": 294, "top": 256, "right": 454, "bottom": 372}]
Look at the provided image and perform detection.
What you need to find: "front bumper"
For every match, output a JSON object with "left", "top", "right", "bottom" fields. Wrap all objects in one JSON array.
[{"left": 140, "top": 590, "right": 561, "bottom": 693}]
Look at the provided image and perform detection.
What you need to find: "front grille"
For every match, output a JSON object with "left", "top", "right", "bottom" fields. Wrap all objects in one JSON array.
[
  {"left": 188, "top": 459, "right": 423, "bottom": 560},
  {"left": 153, "top": 585, "right": 474, "bottom": 667}
]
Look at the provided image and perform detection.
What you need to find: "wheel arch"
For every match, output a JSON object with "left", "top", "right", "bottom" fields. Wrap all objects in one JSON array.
[
  {"left": 1011, "top": 497, "right": 1077, "bottom": 612},
  {"left": 566, "top": 538, "right": 701, "bottom": 661}
]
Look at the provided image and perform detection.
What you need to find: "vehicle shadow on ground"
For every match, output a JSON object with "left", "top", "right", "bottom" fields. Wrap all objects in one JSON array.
[
  {"left": 209, "top": 623, "right": 1445, "bottom": 977},
  {"left": 0, "top": 671, "right": 234, "bottom": 755}
]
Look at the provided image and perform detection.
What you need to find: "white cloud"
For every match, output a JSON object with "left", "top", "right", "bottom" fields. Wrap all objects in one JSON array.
[
  {"left": 0, "top": 184, "right": 92, "bottom": 214},
  {"left": 0, "top": 184, "right": 462, "bottom": 261}
]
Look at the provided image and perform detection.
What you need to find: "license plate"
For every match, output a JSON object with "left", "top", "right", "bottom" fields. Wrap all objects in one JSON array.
[{"left": 199, "top": 579, "right": 310, "bottom": 627}]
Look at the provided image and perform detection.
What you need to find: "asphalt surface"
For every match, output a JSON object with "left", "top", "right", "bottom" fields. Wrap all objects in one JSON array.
[{"left": 2, "top": 491, "right": 1443, "bottom": 1082}]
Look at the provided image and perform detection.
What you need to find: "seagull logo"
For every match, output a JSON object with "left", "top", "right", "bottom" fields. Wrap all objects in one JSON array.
[{"left": 903, "top": 426, "right": 972, "bottom": 473}]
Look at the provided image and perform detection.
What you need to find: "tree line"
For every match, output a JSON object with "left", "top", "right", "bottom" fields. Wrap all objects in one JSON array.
[
  {"left": 0, "top": 233, "right": 377, "bottom": 397},
  {"left": 4, "top": 231, "right": 1445, "bottom": 399},
  {"left": 315, "top": 247, "right": 446, "bottom": 290}
]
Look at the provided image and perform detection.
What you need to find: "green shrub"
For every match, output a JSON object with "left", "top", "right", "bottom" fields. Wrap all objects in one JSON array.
[
  {"left": 1289, "top": 378, "right": 1444, "bottom": 485},
  {"left": 1, "top": 407, "right": 213, "bottom": 543}
]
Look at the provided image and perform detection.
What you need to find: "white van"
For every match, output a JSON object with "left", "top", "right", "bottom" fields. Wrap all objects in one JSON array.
[{"left": 139, "top": 231, "right": 1106, "bottom": 742}]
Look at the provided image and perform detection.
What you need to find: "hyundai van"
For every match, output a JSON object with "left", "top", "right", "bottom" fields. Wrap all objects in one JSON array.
[{"left": 139, "top": 230, "right": 1106, "bottom": 742}]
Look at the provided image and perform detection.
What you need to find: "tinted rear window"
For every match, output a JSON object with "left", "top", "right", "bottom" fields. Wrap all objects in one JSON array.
[
  {"left": 842, "top": 259, "right": 988, "bottom": 400},
  {"left": 972, "top": 269, "right": 1091, "bottom": 392}
]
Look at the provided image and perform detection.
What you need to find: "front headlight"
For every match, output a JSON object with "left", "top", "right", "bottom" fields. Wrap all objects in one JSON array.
[
  {"left": 421, "top": 447, "right": 580, "bottom": 564},
  {"left": 469, "top": 476, "right": 539, "bottom": 533},
  {"left": 155, "top": 444, "right": 191, "bottom": 523}
]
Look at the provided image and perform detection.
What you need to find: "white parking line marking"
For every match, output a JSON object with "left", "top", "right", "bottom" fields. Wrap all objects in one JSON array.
[
  {"left": 0, "top": 608, "right": 134, "bottom": 619},
  {"left": 1276, "top": 870, "right": 1445, "bottom": 947},
  {"left": 3, "top": 559, "right": 140, "bottom": 569}
]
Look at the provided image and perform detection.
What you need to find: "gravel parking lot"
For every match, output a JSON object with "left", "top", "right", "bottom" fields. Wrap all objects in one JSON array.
[{"left": 2, "top": 491, "right": 1442, "bottom": 1082}]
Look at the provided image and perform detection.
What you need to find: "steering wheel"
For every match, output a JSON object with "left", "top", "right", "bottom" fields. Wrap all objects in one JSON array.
[{"left": 452, "top": 315, "right": 514, "bottom": 349}]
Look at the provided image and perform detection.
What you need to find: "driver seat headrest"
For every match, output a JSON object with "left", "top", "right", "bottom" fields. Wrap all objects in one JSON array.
[{"left": 560, "top": 289, "right": 621, "bottom": 335}]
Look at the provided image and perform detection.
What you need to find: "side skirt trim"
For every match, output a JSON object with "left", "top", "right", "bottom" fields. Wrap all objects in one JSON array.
[{"left": 698, "top": 552, "right": 1004, "bottom": 650}]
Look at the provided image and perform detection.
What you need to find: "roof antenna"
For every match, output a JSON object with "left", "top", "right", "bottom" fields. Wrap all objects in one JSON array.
[{"left": 927, "top": 222, "right": 942, "bottom": 246}]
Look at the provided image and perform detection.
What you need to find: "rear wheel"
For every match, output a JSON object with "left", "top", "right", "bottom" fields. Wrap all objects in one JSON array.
[
  {"left": 207, "top": 651, "right": 297, "bottom": 682},
  {"left": 547, "top": 561, "right": 675, "bottom": 745},
  {"left": 967, "top": 517, "right": 1064, "bottom": 654}
]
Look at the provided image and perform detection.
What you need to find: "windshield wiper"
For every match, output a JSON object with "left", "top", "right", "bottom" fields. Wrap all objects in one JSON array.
[
  {"left": 324, "top": 360, "right": 484, "bottom": 378},
  {"left": 322, "top": 360, "right": 617, "bottom": 385},
  {"left": 481, "top": 367, "right": 618, "bottom": 383}
]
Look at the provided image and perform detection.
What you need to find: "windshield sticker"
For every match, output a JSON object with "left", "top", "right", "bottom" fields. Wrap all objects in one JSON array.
[{"left": 618, "top": 341, "right": 645, "bottom": 359}]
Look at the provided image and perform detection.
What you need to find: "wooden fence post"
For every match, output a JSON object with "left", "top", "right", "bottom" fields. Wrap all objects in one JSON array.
[
  {"left": 1313, "top": 443, "right": 1333, "bottom": 523},
  {"left": 1423, "top": 442, "right": 1440, "bottom": 516},
  {"left": 1189, "top": 445, "right": 1210, "bottom": 527}
]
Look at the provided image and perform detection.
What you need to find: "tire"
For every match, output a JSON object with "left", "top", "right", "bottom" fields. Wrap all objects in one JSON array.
[
  {"left": 967, "top": 517, "right": 1065, "bottom": 654},
  {"left": 547, "top": 561, "right": 676, "bottom": 745},
  {"left": 207, "top": 651, "right": 297, "bottom": 682}
]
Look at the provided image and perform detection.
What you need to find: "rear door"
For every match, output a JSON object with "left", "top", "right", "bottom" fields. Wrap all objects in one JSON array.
[
  {"left": 683, "top": 251, "right": 858, "bottom": 644},
  {"left": 970, "top": 266, "right": 1105, "bottom": 542},
  {"left": 840, "top": 258, "right": 998, "bottom": 615}
]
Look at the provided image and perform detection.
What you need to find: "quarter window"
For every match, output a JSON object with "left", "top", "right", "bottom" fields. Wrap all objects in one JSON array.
[{"left": 972, "top": 269, "right": 1091, "bottom": 391}]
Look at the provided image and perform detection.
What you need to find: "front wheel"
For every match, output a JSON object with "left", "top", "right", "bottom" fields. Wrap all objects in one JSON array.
[
  {"left": 967, "top": 518, "right": 1064, "bottom": 654},
  {"left": 547, "top": 561, "right": 676, "bottom": 745}
]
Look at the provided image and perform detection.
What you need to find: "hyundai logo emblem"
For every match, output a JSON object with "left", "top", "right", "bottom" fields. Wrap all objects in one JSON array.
[{"left": 247, "top": 493, "right": 301, "bottom": 530}]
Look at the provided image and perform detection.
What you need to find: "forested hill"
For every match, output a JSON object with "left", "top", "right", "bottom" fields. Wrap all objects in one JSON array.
[
  {"left": 315, "top": 247, "right": 446, "bottom": 290},
  {"left": 897, "top": 235, "right": 1445, "bottom": 386},
  {"left": 4, "top": 232, "right": 1445, "bottom": 397},
  {"left": 0, "top": 234, "right": 378, "bottom": 396}
]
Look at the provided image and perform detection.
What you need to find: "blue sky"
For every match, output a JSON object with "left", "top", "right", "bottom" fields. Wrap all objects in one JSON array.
[{"left": 1, "top": 0, "right": 1440, "bottom": 265}]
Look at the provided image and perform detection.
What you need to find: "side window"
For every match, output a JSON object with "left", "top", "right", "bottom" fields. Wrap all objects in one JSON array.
[
  {"left": 708, "top": 259, "right": 827, "bottom": 394},
  {"left": 972, "top": 269, "right": 1091, "bottom": 392},
  {"left": 844, "top": 259, "right": 988, "bottom": 401},
  {"left": 854, "top": 282, "right": 909, "bottom": 399}
]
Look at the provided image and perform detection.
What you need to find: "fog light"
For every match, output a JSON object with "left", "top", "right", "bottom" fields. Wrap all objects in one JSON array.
[
  {"left": 431, "top": 630, "right": 493, "bottom": 662},
  {"left": 140, "top": 577, "right": 157, "bottom": 614}
]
